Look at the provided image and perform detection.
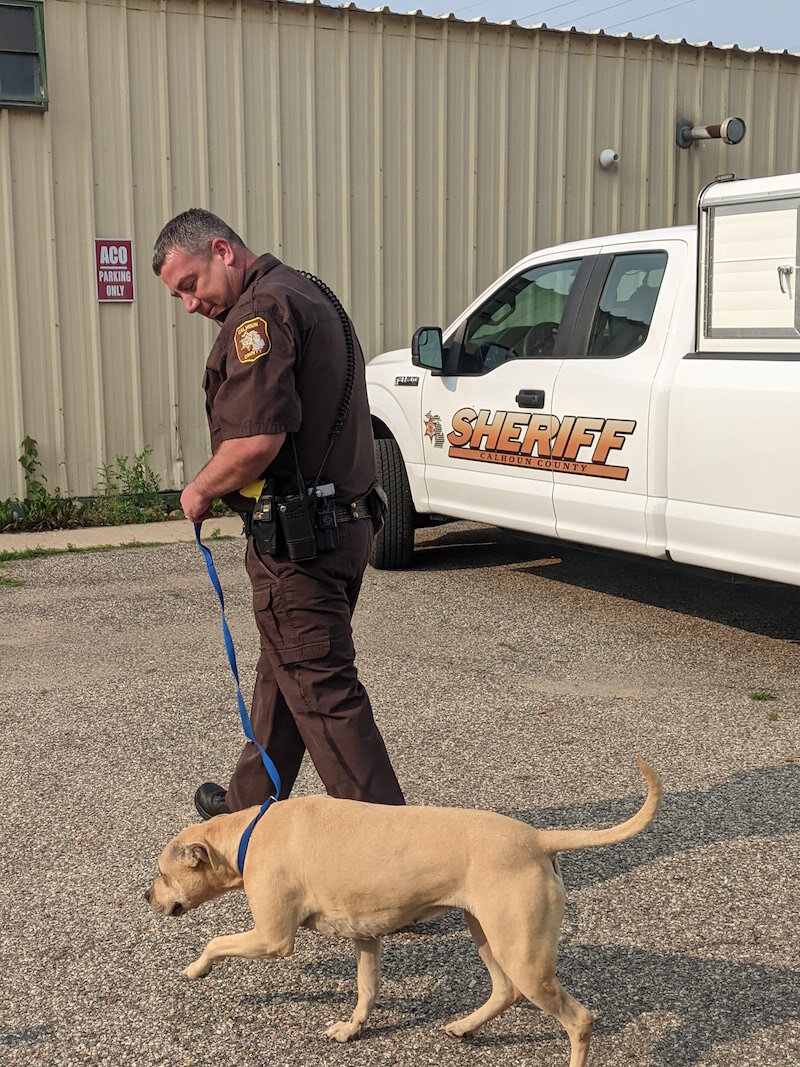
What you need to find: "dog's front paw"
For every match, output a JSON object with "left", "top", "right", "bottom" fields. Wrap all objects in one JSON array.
[
  {"left": 444, "top": 1020, "right": 474, "bottom": 1040},
  {"left": 325, "top": 1019, "right": 361, "bottom": 1043},
  {"left": 182, "top": 959, "right": 212, "bottom": 981}
]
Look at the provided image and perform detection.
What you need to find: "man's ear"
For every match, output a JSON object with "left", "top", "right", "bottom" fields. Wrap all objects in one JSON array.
[{"left": 210, "top": 236, "right": 236, "bottom": 266}]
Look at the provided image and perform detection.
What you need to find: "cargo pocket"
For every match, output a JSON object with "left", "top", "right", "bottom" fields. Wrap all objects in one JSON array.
[
  {"left": 274, "top": 634, "right": 333, "bottom": 716},
  {"left": 252, "top": 579, "right": 300, "bottom": 655},
  {"left": 273, "top": 634, "right": 331, "bottom": 667}
]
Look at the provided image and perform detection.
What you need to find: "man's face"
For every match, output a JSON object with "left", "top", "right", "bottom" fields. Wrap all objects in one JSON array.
[{"left": 158, "top": 238, "right": 242, "bottom": 320}]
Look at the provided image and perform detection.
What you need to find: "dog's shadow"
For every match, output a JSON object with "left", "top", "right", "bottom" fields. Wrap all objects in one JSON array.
[
  {"left": 561, "top": 943, "right": 800, "bottom": 1065},
  {"left": 237, "top": 765, "right": 800, "bottom": 1059},
  {"left": 503, "top": 762, "right": 800, "bottom": 890},
  {"left": 241, "top": 931, "right": 800, "bottom": 1061}
]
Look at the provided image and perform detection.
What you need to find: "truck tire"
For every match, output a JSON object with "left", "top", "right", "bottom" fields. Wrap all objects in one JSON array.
[{"left": 370, "top": 438, "right": 415, "bottom": 569}]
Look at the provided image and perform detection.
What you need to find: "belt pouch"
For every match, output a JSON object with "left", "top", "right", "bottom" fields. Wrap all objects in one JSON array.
[{"left": 251, "top": 480, "right": 278, "bottom": 556}]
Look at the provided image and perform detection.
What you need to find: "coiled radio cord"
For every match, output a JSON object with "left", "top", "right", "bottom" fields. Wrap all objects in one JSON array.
[{"left": 298, "top": 268, "right": 358, "bottom": 488}]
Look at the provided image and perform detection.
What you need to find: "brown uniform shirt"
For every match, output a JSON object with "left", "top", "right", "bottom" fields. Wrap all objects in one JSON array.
[{"left": 203, "top": 254, "right": 376, "bottom": 513}]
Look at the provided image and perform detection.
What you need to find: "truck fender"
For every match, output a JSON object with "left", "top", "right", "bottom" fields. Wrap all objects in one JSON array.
[{"left": 367, "top": 381, "right": 428, "bottom": 512}]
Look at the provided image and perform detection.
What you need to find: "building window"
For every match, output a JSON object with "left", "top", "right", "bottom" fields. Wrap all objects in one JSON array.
[{"left": 0, "top": 1, "right": 47, "bottom": 111}]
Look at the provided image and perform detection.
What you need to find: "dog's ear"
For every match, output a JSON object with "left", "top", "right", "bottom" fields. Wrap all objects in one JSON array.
[
  {"left": 181, "top": 842, "right": 211, "bottom": 868},
  {"left": 181, "top": 841, "right": 221, "bottom": 870}
]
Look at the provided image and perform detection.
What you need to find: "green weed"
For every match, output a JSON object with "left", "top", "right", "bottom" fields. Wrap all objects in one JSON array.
[
  {"left": 1, "top": 437, "right": 236, "bottom": 534},
  {"left": 750, "top": 689, "right": 777, "bottom": 702},
  {"left": 1, "top": 439, "right": 173, "bottom": 532}
]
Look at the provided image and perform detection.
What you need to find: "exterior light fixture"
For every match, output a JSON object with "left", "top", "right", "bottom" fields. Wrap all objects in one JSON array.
[{"left": 676, "top": 117, "right": 746, "bottom": 149}]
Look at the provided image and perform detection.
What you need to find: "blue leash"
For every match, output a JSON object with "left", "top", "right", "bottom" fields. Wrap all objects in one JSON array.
[{"left": 193, "top": 523, "right": 280, "bottom": 875}]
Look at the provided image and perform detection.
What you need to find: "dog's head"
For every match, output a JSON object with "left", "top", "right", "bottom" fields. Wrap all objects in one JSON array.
[{"left": 145, "top": 826, "right": 228, "bottom": 917}]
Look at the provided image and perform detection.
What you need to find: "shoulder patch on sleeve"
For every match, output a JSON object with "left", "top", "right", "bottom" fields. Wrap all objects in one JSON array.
[{"left": 234, "top": 318, "right": 271, "bottom": 364}]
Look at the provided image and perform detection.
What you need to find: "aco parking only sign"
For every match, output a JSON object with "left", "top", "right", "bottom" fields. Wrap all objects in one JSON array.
[{"left": 95, "top": 239, "right": 135, "bottom": 302}]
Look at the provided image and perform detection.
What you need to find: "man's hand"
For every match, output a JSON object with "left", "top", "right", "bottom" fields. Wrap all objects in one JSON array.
[
  {"left": 180, "top": 483, "right": 214, "bottom": 524},
  {"left": 180, "top": 433, "right": 285, "bottom": 525}
]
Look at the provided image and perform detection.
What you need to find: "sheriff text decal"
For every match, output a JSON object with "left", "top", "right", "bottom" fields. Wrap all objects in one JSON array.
[{"left": 447, "top": 409, "right": 636, "bottom": 480}]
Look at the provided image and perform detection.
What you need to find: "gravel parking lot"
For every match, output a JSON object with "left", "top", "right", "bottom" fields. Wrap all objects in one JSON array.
[{"left": 1, "top": 521, "right": 799, "bottom": 1066}]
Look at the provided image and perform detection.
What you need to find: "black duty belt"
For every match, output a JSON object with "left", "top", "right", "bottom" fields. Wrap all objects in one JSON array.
[
  {"left": 334, "top": 496, "right": 372, "bottom": 523},
  {"left": 243, "top": 495, "right": 372, "bottom": 537}
]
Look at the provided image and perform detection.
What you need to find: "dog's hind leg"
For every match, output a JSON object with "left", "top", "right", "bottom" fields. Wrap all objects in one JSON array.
[
  {"left": 471, "top": 890, "right": 593, "bottom": 1066},
  {"left": 513, "top": 967, "right": 593, "bottom": 1067},
  {"left": 489, "top": 946, "right": 593, "bottom": 1067},
  {"left": 444, "top": 912, "right": 521, "bottom": 1039},
  {"left": 325, "top": 937, "right": 382, "bottom": 1042},
  {"left": 182, "top": 927, "right": 294, "bottom": 981}
]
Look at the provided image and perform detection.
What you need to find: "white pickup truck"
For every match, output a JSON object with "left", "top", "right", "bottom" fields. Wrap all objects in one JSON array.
[{"left": 366, "top": 171, "right": 800, "bottom": 587}]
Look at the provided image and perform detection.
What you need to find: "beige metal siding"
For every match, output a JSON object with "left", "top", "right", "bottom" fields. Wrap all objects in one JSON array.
[{"left": 2, "top": 0, "right": 800, "bottom": 497}]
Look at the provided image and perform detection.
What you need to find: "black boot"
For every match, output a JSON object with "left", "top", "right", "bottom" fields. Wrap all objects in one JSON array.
[{"left": 194, "top": 782, "right": 230, "bottom": 820}]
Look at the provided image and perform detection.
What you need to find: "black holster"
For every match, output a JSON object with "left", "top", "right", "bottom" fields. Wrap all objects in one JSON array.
[
  {"left": 249, "top": 479, "right": 278, "bottom": 556},
  {"left": 367, "top": 484, "right": 388, "bottom": 535}
]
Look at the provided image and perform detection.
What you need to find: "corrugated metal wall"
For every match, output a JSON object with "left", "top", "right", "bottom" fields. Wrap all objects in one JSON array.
[{"left": 2, "top": 0, "right": 800, "bottom": 497}]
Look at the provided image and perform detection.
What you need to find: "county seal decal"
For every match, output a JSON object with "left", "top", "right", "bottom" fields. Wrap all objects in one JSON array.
[
  {"left": 423, "top": 411, "right": 445, "bottom": 448},
  {"left": 234, "top": 318, "right": 271, "bottom": 364}
]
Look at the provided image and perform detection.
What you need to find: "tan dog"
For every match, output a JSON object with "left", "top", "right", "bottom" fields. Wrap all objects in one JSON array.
[{"left": 146, "top": 758, "right": 661, "bottom": 1066}]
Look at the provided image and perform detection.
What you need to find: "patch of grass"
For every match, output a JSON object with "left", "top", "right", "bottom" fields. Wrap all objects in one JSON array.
[
  {"left": 0, "top": 572, "right": 25, "bottom": 588},
  {"left": 750, "top": 688, "right": 777, "bottom": 702},
  {"left": 767, "top": 711, "right": 779, "bottom": 723},
  {"left": 498, "top": 640, "right": 519, "bottom": 652},
  {"left": 0, "top": 541, "right": 163, "bottom": 563},
  {"left": 0, "top": 533, "right": 236, "bottom": 565}
]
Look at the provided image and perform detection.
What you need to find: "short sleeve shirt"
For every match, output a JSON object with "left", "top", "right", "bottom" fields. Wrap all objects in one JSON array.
[{"left": 203, "top": 254, "right": 376, "bottom": 512}]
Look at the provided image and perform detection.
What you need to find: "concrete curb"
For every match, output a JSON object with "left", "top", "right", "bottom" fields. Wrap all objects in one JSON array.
[{"left": 0, "top": 515, "right": 244, "bottom": 554}]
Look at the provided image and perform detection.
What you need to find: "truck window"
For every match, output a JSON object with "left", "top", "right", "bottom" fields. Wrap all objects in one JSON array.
[
  {"left": 587, "top": 251, "right": 667, "bottom": 358},
  {"left": 458, "top": 259, "right": 582, "bottom": 374}
]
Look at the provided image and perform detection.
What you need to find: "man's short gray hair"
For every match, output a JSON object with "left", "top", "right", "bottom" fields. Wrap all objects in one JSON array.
[{"left": 152, "top": 209, "right": 244, "bottom": 275}]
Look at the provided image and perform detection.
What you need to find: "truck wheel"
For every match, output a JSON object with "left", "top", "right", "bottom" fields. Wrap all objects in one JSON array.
[{"left": 371, "top": 438, "right": 415, "bottom": 569}]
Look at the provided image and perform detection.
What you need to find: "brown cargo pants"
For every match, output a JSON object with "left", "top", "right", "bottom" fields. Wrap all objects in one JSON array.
[{"left": 225, "top": 518, "right": 405, "bottom": 810}]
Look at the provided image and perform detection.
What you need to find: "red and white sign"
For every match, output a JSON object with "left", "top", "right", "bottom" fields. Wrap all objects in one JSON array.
[{"left": 95, "top": 239, "right": 135, "bottom": 302}]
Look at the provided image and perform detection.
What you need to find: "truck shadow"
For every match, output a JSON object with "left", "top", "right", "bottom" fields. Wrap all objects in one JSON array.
[
  {"left": 536, "top": 544, "right": 800, "bottom": 642},
  {"left": 412, "top": 522, "right": 800, "bottom": 640},
  {"left": 505, "top": 762, "right": 800, "bottom": 891}
]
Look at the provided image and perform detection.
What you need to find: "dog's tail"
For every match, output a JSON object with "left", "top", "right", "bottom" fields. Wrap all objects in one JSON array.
[{"left": 537, "top": 758, "right": 662, "bottom": 855}]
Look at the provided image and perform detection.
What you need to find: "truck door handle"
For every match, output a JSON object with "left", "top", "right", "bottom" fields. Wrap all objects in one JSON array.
[
  {"left": 516, "top": 389, "right": 545, "bottom": 409},
  {"left": 778, "top": 264, "right": 794, "bottom": 295}
]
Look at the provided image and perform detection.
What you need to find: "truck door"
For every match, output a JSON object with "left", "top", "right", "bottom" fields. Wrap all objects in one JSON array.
[
  {"left": 420, "top": 254, "right": 594, "bottom": 537},
  {"left": 550, "top": 239, "right": 688, "bottom": 553}
]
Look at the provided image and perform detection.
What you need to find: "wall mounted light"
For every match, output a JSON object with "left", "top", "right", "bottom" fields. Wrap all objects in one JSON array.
[
  {"left": 599, "top": 148, "right": 619, "bottom": 168},
  {"left": 676, "top": 116, "right": 746, "bottom": 149}
]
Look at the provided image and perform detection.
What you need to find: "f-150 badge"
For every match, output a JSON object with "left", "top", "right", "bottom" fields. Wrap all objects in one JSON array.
[{"left": 448, "top": 408, "right": 636, "bottom": 480}]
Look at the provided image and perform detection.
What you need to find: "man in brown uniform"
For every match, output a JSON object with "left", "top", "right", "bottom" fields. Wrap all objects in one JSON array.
[{"left": 152, "top": 209, "right": 404, "bottom": 818}]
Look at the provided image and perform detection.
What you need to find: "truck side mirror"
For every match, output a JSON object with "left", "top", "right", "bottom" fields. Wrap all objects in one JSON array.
[{"left": 411, "top": 326, "right": 443, "bottom": 371}]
